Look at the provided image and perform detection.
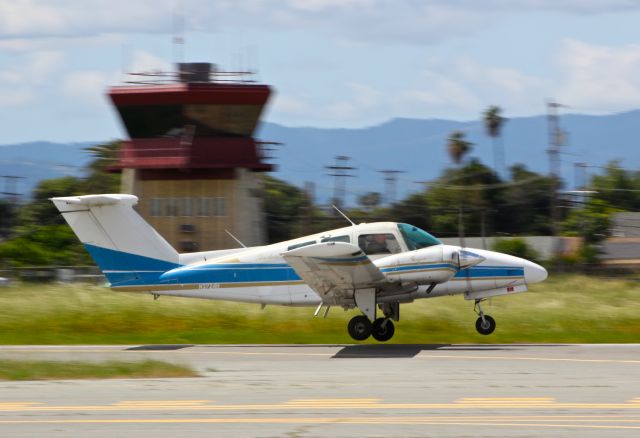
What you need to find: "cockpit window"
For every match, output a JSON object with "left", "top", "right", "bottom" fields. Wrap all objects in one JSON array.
[
  {"left": 358, "top": 233, "right": 401, "bottom": 255},
  {"left": 397, "top": 223, "right": 442, "bottom": 251}
]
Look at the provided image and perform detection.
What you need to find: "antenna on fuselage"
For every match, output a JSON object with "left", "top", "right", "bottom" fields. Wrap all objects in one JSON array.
[
  {"left": 225, "top": 229, "right": 247, "bottom": 248},
  {"left": 332, "top": 204, "right": 356, "bottom": 226}
]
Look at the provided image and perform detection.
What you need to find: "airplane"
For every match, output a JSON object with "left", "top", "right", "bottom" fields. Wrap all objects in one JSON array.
[{"left": 51, "top": 194, "right": 548, "bottom": 342}]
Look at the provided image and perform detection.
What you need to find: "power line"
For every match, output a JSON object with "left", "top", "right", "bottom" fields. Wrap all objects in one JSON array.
[
  {"left": 325, "top": 155, "right": 356, "bottom": 208},
  {"left": 378, "top": 169, "right": 405, "bottom": 205}
]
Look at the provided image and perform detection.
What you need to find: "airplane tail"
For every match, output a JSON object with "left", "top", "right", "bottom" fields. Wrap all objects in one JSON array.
[{"left": 51, "top": 194, "right": 180, "bottom": 286}]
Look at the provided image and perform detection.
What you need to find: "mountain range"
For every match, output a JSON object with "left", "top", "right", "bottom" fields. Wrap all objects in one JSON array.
[{"left": 1, "top": 109, "right": 639, "bottom": 203}]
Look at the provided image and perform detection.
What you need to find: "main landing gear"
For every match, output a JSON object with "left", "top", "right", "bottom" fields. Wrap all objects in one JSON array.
[
  {"left": 347, "top": 315, "right": 395, "bottom": 342},
  {"left": 474, "top": 299, "right": 496, "bottom": 335},
  {"left": 347, "top": 301, "right": 398, "bottom": 342}
]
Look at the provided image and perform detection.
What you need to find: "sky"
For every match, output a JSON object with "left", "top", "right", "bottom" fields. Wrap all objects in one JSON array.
[{"left": 2, "top": 0, "right": 640, "bottom": 143}]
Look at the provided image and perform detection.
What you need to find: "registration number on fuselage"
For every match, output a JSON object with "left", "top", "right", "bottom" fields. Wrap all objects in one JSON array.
[{"left": 199, "top": 283, "right": 220, "bottom": 289}]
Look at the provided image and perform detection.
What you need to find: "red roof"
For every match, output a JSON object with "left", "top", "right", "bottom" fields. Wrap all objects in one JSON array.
[{"left": 108, "top": 83, "right": 271, "bottom": 106}]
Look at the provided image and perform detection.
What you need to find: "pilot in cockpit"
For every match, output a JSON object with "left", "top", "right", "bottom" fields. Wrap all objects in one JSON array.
[{"left": 366, "top": 234, "right": 391, "bottom": 254}]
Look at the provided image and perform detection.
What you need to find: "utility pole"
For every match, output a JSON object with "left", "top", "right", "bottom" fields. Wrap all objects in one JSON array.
[
  {"left": 325, "top": 155, "right": 356, "bottom": 208},
  {"left": 378, "top": 169, "right": 405, "bottom": 205},
  {"left": 304, "top": 181, "right": 315, "bottom": 233},
  {"left": 574, "top": 162, "right": 587, "bottom": 190},
  {"left": 547, "top": 100, "right": 566, "bottom": 261},
  {"left": 1, "top": 175, "right": 24, "bottom": 205}
]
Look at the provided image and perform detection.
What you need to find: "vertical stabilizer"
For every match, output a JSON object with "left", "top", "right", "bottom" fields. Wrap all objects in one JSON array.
[{"left": 51, "top": 194, "right": 180, "bottom": 286}]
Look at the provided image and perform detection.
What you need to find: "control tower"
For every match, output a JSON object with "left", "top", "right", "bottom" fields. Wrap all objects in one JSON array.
[{"left": 108, "top": 62, "right": 272, "bottom": 251}]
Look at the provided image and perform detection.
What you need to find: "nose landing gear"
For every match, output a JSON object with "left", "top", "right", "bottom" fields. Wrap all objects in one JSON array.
[{"left": 474, "top": 299, "right": 496, "bottom": 335}]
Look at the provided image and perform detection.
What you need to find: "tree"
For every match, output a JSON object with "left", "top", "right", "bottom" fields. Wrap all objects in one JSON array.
[
  {"left": 263, "top": 175, "right": 310, "bottom": 243},
  {"left": 446, "top": 130, "right": 473, "bottom": 166},
  {"left": 426, "top": 159, "right": 501, "bottom": 237},
  {"left": 483, "top": 105, "right": 507, "bottom": 175},
  {"left": 498, "top": 164, "right": 554, "bottom": 235},
  {"left": 357, "top": 192, "right": 382, "bottom": 211},
  {"left": 84, "top": 140, "right": 122, "bottom": 194},
  {"left": 589, "top": 161, "right": 640, "bottom": 211},
  {"left": 563, "top": 198, "right": 617, "bottom": 264}
]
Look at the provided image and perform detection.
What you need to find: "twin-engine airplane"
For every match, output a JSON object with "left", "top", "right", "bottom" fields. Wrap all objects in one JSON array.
[{"left": 52, "top": 194, "right": 548, "bottom": 342}]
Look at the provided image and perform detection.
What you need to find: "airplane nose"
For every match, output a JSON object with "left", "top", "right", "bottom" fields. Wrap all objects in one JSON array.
[{"left": 523, "top": 260, "right": 548, "bottom": 284}]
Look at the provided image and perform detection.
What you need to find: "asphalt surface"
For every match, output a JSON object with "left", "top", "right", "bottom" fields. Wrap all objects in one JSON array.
[{"left": 1, "top": 344, "right": 640, "bottom": 437}]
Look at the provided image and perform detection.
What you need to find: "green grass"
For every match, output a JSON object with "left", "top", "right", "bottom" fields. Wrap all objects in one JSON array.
[
  {"left": 0, "top": 274, "right": 639, "bottom": 344},
  {"left": 0, "top": 359, "right": 197, "bottom": 380}
]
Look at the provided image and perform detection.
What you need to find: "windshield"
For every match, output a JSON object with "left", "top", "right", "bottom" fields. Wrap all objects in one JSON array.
[{"left": 397, "top": 223, "right": 442, "bottom": 251}]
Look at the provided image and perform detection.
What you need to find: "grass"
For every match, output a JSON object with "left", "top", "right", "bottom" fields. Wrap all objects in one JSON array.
[
  {"left": 0, "top": 274, "right": 639, "bottom": 344},
  {"left": 0, "top": 359, "right": 197, "bottom": 380}
]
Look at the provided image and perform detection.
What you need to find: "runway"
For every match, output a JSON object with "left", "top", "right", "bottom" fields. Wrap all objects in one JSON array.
[{"left": 1, "top": 344, "right": 640, "bottom": 437}]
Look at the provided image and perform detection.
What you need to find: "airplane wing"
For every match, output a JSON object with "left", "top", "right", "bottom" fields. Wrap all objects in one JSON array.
[{"left": 282, "top": 242, "right": 387, "bottom": 305}]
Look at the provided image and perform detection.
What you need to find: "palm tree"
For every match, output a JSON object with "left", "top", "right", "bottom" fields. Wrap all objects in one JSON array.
[
  {"left": 483, "top": 105, "right": 506, "bottom": 176},
  {"left": 446, "top": 130, "right": 473, "bottom": 166},
  {"left": 445, "top": 130, "right": 473, "bottom": 247}
]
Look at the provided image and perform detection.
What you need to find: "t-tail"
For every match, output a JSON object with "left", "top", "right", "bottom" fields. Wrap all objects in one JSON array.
[{"left": 51, "top": 194, "right": 180, "bottom": 286}]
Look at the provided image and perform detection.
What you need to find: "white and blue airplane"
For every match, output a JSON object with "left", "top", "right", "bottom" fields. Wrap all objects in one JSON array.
[{"left": 52, "top": 194, "right": 548, "bottom": 342}]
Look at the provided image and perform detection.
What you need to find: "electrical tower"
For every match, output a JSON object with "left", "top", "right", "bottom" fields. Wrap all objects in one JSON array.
[
  {"left": 325, "top": 155, "right": 356, "bottom": 208},
  {"left": 1, "top": 175, "right": 24, "bottom": 204},
  {"left": 547, "top": 100, "right": 567, "bottom": 260},
  {"left": 378, "top": 169, "right": 405, "bottom": 205}
]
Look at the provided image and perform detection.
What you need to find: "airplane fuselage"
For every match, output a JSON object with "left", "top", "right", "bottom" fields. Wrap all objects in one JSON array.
[{"left": 111, "top": 222, "right": 544, "bottom": 308}]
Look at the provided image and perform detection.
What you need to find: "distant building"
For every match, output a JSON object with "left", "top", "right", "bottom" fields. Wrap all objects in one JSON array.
[
  {"left": 610, "top": 212, "right": 640, "bottom": 238},
  {"left": 108, "top": 62, "right": 273, "bottom": 251}
]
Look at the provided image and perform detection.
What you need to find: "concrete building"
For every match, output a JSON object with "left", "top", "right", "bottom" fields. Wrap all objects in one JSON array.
[{"left": 108, "top": 62, "right": 273, "bottom": 251}]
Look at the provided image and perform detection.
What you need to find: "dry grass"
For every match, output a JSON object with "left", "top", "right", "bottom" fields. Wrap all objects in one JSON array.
[{"left": 0, "top": 359, "right": 197, "bottom": 380}]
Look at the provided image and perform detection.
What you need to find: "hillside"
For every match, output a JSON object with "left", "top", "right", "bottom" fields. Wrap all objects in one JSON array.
[{"left": 2, "top": 110, "right": 639, "bottom": 202}]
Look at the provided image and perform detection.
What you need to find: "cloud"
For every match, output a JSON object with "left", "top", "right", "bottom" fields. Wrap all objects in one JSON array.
[
  {"left": 555, "top": 39, "right": 640, "bottom": 112},
  {"left": 0, "top": 89, "right": 34, "bottom": 107},
  {"left": 0, "top": 50, "right": 64, "bottom": 109},
  {"left": 0, "top": 34, "right": 124, "bottom": 52},
  {"left": 129, "top": 50, "right": 172, "bottom": 73},
  {"left": 1, "top": 0, "right": 639, "bottom": 46}
]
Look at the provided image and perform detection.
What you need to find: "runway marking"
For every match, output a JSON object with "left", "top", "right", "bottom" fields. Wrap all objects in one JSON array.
[
  {"left": 2, "top": 398, "right": 640, "bottom": 412},
  {"left": 417, "top": 354, "right": 640, "bottom": 364},
  {"left": 3, "top": 347, "right": 640, "bottom": 365},
  {"left": 1, "top": 416, "right": 640, "bottom": 429},
  {"left": 114, "top": 400, "right": 212, "bottom": 405}
]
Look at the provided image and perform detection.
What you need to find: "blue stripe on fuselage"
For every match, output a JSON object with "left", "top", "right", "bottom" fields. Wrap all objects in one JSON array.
[
  {"left": 84, "top": 244, "right": 181, "bottom": 286},
  {"left": 159, "top": 263, "right": 299, "bottom": 284}
]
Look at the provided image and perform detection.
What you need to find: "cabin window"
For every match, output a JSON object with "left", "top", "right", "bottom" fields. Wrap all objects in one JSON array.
[
  {"left": 321, "top": 235, "right": 350, "bottom": 243},
  {"left": 358, "top": 233, "right": 401, "bottom": 255},
  {"left": 397, "top": 223, "right": 442, "bottom": 251},
  {"left": 287, "top": 240, "right": 316, "bottom": 251}
]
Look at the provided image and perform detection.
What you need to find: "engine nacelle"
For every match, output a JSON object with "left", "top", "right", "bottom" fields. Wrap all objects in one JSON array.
[{"left": 375, "top": 245, "right": 460, "bottom": 285}]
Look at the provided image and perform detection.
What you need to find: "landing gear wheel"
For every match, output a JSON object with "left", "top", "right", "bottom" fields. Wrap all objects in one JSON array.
[
  {"left": 371, "top": 318, "right": 395, "bottom": 342},
  {"left": 348, "top": 315, "right": 373, "bottom": 341},
  {"left": 475, "top": 315, "right": 496, "bottom": 335}
]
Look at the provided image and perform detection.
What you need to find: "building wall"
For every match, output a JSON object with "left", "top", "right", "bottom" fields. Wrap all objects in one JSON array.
[{"left": 120, "top": 172, "right": 266, "bottom": 252}]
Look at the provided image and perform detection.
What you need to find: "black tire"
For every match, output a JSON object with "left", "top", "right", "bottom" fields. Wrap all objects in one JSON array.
[
  {"left": 348, "top": 315, "right": 373, "bottom": 341},
  {"left": 371, "top": 318, "right": 395, "bottom": 342},
  {"left": 475, "top": 315, "right": 496, "bottom": 335}
]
